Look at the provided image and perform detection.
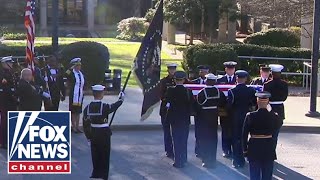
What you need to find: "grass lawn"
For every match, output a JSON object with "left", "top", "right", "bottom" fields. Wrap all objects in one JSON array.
[{"left": 3, "top": 38, "right": 183, "bottom": 87}]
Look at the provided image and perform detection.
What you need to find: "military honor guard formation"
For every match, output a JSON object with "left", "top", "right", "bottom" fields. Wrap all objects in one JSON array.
[
  {"left": 159, "top": 61, "right": 288, "bottom": 180},
  {"left": 0, "top": 54, "right": 288, "bottom": 180}
]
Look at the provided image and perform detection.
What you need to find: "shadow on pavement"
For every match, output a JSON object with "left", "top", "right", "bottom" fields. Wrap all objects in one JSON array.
[{"left": 273, "top": 162, "right": 312, "bottom": 180}]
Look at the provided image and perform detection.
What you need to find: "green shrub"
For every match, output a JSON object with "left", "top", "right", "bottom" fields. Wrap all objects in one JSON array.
[
  {"left": 182, "top": 44, "right": 238, "bottom": 73},
  {"left": 244, "top": 28, "right": 300, "bottom": 47},
  {"left": 59, "top": 41, "right": 110, "bottom": 86},
  {"left": 144, "top": 8, "right": 156, "bottom": 22},
  {"left": 183, "top": 43, "right": 312, "bottom": 85},
  {"left": 3, "top": 33, "right": 26, "bottom": 40},
  {"left": 116, "top": 17, "right": 149, "bottom": 41},
  {"left": 0, "top": 44, "right": 55, "bottom": 57},
  {"left": 0, "top": 26, "right": 8, "bottom": 36}
]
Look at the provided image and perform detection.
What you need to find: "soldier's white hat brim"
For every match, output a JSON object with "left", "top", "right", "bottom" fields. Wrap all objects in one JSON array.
[
  {"left": 269, "top": 64, "right": 284, "bottom": 72},
  {"left": 92, "top": 85, "right": 105, "bottom": 91},
  {"left": 70, "top": 57, "right": 82, "bottom": 65},
  {"left": 1, "top": 56, "right": 13, "bottom": 63},
  {"left": 205, "top": 73, "right": 217, "bottom": 80},
  {"left": 166, "top": 63, "right": 178, "bottom": 68}
]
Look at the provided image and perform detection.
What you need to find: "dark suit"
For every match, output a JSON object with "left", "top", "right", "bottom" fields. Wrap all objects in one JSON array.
[
  {"left": 250, "top": 77, "right": 271, "bottom": 86},
  {"left": 243, "top": 109, "right": 283, "bottom": 180},
  {"left": 196, "top": 86, "right": 226, "bottom": 165},
  {"left": 228, "top": 83, "right": 256, "bottom": 167},
  {"left": 191, "top": 77, "right": 206, "bottom": 156},
  {"left": 166, "top": 85, "right": 195, "bottom": 166},
  {"left": 17, "top": 79, "right": 43, "bottom": 111},
  {"left": 216, "top": 74, "right": 236, "bottom": 155},
  {"left": 42, "top": 65, "right": 66, "bottom": 111}
]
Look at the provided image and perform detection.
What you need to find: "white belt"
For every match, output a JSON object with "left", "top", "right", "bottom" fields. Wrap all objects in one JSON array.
[
  {"left": 91, "top": 123, "right": 109, "bottom": 128},
  {"left": 202, "top": 106, "right": 217, "bottom": 110},
  {"left": 269, "top": 101, "right": 284, "bottom": 105}
]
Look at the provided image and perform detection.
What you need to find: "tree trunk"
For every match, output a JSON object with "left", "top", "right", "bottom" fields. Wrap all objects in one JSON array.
[
  {"left": 201, "top": 5, "right": 205, "bottom": 39},
  {"left": 189, "top": 21, "right": 194, "bottom": 45}
]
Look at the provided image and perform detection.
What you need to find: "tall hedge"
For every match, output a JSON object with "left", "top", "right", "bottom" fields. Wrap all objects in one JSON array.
[
  {"left": 243, "top": 28, "right": 300, "bottom": 47},
  {"left": 59, "top": 41, "right": 110, "bottom": 86},
  {"left": 183, "top": 43, "right": 311, "bottom": 81},
  {"left": 182, "top": 44, "right": 238, "bottom": 74}
]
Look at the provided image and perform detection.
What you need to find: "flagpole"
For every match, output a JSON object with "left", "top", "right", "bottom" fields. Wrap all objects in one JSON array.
[{"left": 109, "top": 70, "right": 132, "bottom": 126}]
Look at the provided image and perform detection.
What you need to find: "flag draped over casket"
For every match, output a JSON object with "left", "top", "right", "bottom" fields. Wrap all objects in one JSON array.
[
  {"left": 133, "top": 0, "right": 163, "bottom": 120},
  {"left": 184, "top": 84, "right": 263, "bottom": 96}
]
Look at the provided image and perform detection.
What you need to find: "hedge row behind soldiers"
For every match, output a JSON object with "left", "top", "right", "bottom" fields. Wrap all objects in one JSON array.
[{"left": 159, "top": 62, "right": 288, "bottom": 175}]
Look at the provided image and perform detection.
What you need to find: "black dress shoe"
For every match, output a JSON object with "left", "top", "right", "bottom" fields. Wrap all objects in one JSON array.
[
  {"left": 222, "top": 152, "right": 232, "bottom": 158},
  {"left": 202, "top": 163, "right": 216, "bottom": 169},
  {"left": 232, "top": 162, "right": 244, "bottom": 169},
  {"left": 172, "top": 163, "right": 184, "bottom": 168}
]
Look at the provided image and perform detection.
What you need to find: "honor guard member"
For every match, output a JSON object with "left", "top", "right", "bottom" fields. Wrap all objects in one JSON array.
[
  {"left": 196, "top": 73, "right": 226, "bottom": 168},
  {"left": 242, "top": 91, "right": 282, "bottom": 180},
  {"left": 217, "top": 61, "right": 237, "bottom": 158},
  {"left": 227, "top": 70, "right": 256, "bottom": 168},
  {"left": 263, "top": 64, "right": 288, "bottom": 148},
  {"left": 251, "top": 64, "right": 271, "bottom": 85},
  {"left": 192, "top": 65, "right": 210, "bottom": 157},
  {"left": 0, "top": 56, "right": 18, "bottom": 148},
  {"left": 166, "top": 71, "right": 195, "bottom": 168},
  {"left": 83, "top": 85, "right": 124, "bottom": 180},
  {"left": 159, "top": 63, "right": 177, "bottom": 158},
  {"left": 42, "top": 55, "right": 66, "bottom": 111}
]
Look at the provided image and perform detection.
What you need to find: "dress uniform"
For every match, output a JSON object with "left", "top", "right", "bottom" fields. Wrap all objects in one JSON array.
[
  {"left": 0, "top": 56, "right": 18, "bottom": 148},
  {"left": 166, "top": 71, "right": 195, "bottom": 168},
  {"left": 83, "top": 85, "right": 124, "bottom": 180},
  {"left": 251, "top": 65, "right": 272, "bottom": 85},
  {"left": 196, "top": 73, "right": 226, "bottom": 168},
  {"left": 227, "top": 70, "right": 256, "bottom": 168},
  {"left": 217, "top": 61, "right": 237, "bottom": 158},
  {"left": 191, "top": 65, "right": 210, "bottom": 157},
  {"left": 159, "top": 63, "right": 177, "bottom": 158},
  {"left": 243, "top": 91, "right": 283, "bottom": 180},
  {"left": 42, "top": 57, "right": 66, "bottom": 111},
  {"left": 263, "top": 64, "right": 288, "bottom": 148}
]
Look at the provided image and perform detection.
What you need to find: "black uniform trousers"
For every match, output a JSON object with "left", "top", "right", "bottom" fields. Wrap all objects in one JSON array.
[
  {"left": 90, "top": 127, "right": 112, "bottom": 180},
  {"left": 270, "top": 104, "right": 284, "bottom": 149},
  {"left": 220, "top": 116, "right": 233, "bottom": 155},
  {"left": 194, "top": 115, "right": 201, "bottom": 155},
  {"left": 161, "top": 115, "right": 173, "bottom": 156},
  {"left": 232, "top": 110, "right": 247, "bottom": 166},
  {"left": 170, "top": 121, "right": 189, "bottom": 166},
  {"left": 249, "top": 160, "right": 274, "bottom": 180},
  {"left": 45, "top": 93, "right": 60, "bottom": 111},
  {"left": 198, "top": 110, "right": 218, "bottom": 164}
]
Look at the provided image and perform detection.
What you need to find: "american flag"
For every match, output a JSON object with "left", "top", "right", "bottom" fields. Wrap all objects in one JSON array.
[
  {"left": 184, "top": 84, "right": 263, "bottom": 96},
  {"left": 24, "top": 0, "right": 36, "bottom": 72}
]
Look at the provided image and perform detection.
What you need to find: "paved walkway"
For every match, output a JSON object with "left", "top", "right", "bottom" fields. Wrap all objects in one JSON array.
[
  {"left": 58, "top": 87, "right": 320, "bottom": 130},
  {"left": 1, "top": 130, "right": 318, "bottom": 179}
]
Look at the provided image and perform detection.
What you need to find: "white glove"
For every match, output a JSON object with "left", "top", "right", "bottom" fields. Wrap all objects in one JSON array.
[
  {"left": 42, "top": 92, "right": 51, "bottom": 98},
  {"left": 44, "top": 76, "right": 48, "bottom": 82},
  {"left": 87, "top": 140, "right": 91, "bottom": 146},
  {"left": 267, "top": 104, "right": 272, "bottom": 112},
  {"left": 166, "top": 103, "right": 170, "bottom": 108},
  {"left": 118, "top": 92, "right": 125, "bottom": 101}
]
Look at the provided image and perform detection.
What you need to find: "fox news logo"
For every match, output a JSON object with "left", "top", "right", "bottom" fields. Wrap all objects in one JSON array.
[{"left": 8, "top": 111, "right": 71, "bottom": 174}]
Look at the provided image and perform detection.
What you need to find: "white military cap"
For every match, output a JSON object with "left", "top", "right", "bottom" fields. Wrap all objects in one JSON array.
[
  {"left": 166, "top": 63, "right": 178, "bottom": 68},
  {"left": 70, "top": 57, "right": 81, "bottom": 65},
  {"left": 269, "top": 64, "right": 284, "bottom": 72},
  {"left": 92, "top": 85, "right": 105, "bottom": 91},
  {"left": 205, "top": 73, "right": 218, "bottom": 80},
  {"left": 1, "top": 56, "right": 13, "bottom": 63}
]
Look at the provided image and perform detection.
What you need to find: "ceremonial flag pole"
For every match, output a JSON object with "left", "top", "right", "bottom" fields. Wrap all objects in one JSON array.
[
  {"left": 109, "top": 0, "right": 164, "bottom": 126},
  {"left": 24, "top": 0, "right": 36, "bottom": 73}
]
